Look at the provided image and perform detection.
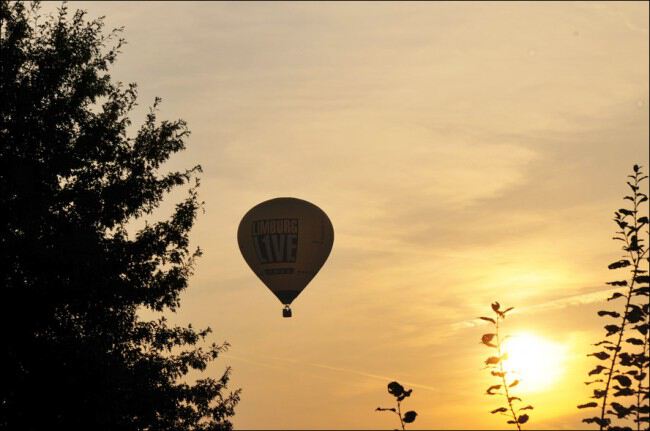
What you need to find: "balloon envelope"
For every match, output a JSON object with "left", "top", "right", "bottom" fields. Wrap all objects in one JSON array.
[{"left": 237, "top": 197, "right": 334, "bottom": 307}]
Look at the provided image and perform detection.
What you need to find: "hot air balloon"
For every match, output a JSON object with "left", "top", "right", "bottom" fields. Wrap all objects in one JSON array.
[{"left": 237, "top": 197, "right": 334, "bottom": 317}]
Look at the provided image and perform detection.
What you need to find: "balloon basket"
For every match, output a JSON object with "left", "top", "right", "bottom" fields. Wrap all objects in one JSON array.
[{"left": 282, "top": 305, "right": 292, "bottom": 318}]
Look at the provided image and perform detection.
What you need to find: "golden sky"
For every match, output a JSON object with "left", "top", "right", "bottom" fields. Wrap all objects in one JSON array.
[{"left": 45, "top": 2, "right": 648, "bottom": 429}]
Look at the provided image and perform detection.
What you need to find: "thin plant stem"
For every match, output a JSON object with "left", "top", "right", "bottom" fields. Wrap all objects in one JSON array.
[
  {"left": 599, "top": 273, "right": 636, "bottom": 429},
  {"left": 598, "top": 235, "right": 640, "bottom": 429},
  {"left": 376, "top": 382, "right": 415, "bottom": 430},
  {"left": 636, "top": 326, "right": 649, "bottom": 431},
  {"left": 629, "top": 171, "right": 649, "bottom": 431},
  {"left": 397, "top": 400, "right": 405, "bottom": 431},
  {"left": 634, "top": 249, "right": 649, "bottom": 431},
  {"left": 496, "top": 315, "right": 521, "bottom": 431}
]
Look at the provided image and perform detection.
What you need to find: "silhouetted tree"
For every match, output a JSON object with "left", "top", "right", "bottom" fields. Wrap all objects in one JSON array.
[
  {"left": 0, "top": 2, "right": 239, "bottom": 430},
  {"left": 578, "top": 165, "right": 649, "bottom": 431}
]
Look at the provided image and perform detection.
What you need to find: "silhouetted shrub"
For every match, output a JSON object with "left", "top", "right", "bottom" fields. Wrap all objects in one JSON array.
[
  {"left": 376, "top": 381, "right": 418, "bottom": 430},
  {"left": 481, "top": 302, "right": 533, "bottom": 430},
  {"left": 578, "top": 165, "right": 649, "bottom": 431}
]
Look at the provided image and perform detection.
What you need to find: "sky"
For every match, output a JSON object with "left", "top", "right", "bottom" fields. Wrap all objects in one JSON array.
[{"left": 43, "top": 1, "right": 649, "bottom": 429}]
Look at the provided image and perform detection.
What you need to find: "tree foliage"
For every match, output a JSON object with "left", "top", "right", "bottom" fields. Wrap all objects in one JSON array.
[
  {"left": 0, "top": 2, "right": 239, "bottom": 429},
  {"left": 579, "top": 165, "right": 649, "bottom": 431}
]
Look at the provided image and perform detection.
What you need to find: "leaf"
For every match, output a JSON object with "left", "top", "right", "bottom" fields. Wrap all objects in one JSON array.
[
  {"left": 613, "top": 375, "right": 632, "bottom": 387},
  {"left": 613, "top": 387, "right": 634, "bottom": 397},
  {"left": 618, "top": 352, "right": 634, "bottom": 366},
  {"left": 585, "top": 379, "right": 604, "bottom": 385},
  {"left": 593, "top": 389, "right": 607, "bottom": 399},
  {"left": 376, "top": 407, "right": 396, "bottom": 412},
  {"left": 635, "top": 275, "right": 650, "bottom": 284},
  {"left": 633, "top": 286, "right": 650, "bottom": 296},
  {"left": 507, "top": 420, "right": 516, "bottom": 424},
  {"left": 577, "top": 402, "right": 598, "bottom": 409},
  {"left": 593, "top": 340, "right": 613, "bottom": 346},
  {"left": 608, "top": 292, "right": 625, "bottom": 301},
  {"left": 491, "top": 371, "right": 506, "bottom": 377},
  {"left": 481, "top": 333, "right": 497, "bottom": 347},
  {"left": 626, "top": 236, "right": 640, "bottom": 251},
  {"left": 634, "top": 323, "right": 649, "bottom": 335},
  {"left": 583, "top": 417, "right": 611, "bottom": 427},
  {"left": 589, "top": 365, "right": 606, "bottom": 376},
  {"left": 491, "top": 407, "right": 508, "bottom": 414},
  {"left": 485, "top": 356, "right": 501, "bottom": 365},
  {"left": 486, "top": 384, "right": 501, "bottom": 395},
  {"left": 491, "top": 302, "right": 501, "bottom": 313},
  {"left": 509, "top": 397, "right": 521, "bottom": 403},
  {"left": 605, "top": 324, "right": 621, "bottom": 336},
  {"left": 610, "top": 402, "right": 631, "bottom": 418},
  {"left": 608, "top": 260, "right": 631, "bottom": 269},
  {"left": 509, "top": 380, "right": 519, "bottom": 388},
  {"left": 634, "top": 372, "right": 647, "bottom": 382},
  {"left": 598, "top": 310, "right": 620, "bottom": 318},
  {"left": 518, "top": 414, "right": 529, "bottom": 424},
  {"left": 479, "top": 316, "right": 496, "bottom": 324},
  {"left": 503, "top": 307, "right": 514, "bottom": 314},
  {"left": 625, "top": 337, "right": 644, "bottom": 345},
  {"left": 397, "top": 389, "right": 412, "bottom": 401},
  {"left": 588, "top": 351, "right": 610, "bottom": 360},
  {"left": 638, "top": 216, "right": 649, "bottom": 224},
  {"left": 626, "top": 305, "right": 644, "bottom": 323},
  {"left": 402, "top": 411, "right": 417, "bottom": 423},
  {"left": 606, "top": 280, "right": 628, "bottom": 286},
  {"left": 519, "top": 405, "right": 534, "bottom": 411},
  {"left": 387, "top": 381, "right": 404, "bottom": 397}
]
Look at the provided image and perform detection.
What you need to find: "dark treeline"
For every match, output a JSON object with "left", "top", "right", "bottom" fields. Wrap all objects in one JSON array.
[{"left": 0, "top": 2, "right": 239, "bottom": 430}]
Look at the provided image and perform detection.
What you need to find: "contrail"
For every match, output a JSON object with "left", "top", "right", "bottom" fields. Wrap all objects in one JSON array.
[
  {"left": 225, "top": 286, "right": 620, "bottom": 394},
  {"left": 449, "top": 286, "right": 623, "bottom": 331},
  {"left": 301, "top": 361, "right": 438, "bottom": 392},
  {"left": 224, "top": 353, "right": 438, "bottom": 392}
]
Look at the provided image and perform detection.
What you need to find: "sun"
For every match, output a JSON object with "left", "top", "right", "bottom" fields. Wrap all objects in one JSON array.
[{"left": 501, "top": 333, "right": 567, "bottom": 393}]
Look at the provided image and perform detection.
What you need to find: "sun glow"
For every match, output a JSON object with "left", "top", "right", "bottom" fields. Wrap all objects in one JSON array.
[{"left": 502, "top": 333, "right": 567, "bottom": 393}]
